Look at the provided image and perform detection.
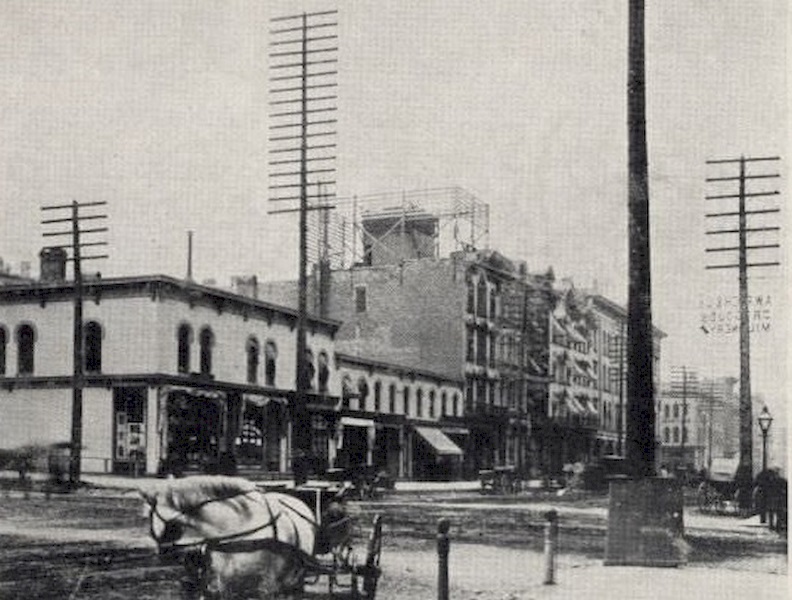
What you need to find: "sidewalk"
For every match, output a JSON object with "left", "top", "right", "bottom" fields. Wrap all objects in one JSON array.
[{"left": 379, "top": 541, "right": 788, "bottom": 600}]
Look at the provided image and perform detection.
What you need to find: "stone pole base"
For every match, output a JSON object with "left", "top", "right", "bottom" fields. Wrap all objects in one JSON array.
[{"left": 605, "top": 476, "right": 687, "bottom": 567}]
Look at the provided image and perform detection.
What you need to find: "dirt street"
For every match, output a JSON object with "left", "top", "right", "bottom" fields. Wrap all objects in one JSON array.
[{"left": 0, "top": 489, "right": 786, "bottom": 599}]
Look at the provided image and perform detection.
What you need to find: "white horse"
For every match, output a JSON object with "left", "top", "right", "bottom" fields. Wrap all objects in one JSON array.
[{"left": 139, "top": 475, "right": 317, "bottom": 599}]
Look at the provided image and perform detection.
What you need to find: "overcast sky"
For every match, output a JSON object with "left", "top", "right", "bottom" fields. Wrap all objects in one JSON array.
[{"left": 0, "top": 1, "right": 787, "bottom": 432}]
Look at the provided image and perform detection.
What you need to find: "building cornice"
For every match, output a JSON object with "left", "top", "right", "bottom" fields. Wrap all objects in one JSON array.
[
  {"left": 335, "top": 352, "right": 464, "bottom": 388},
  {"left": 0, "top": 274, "right": 341, "bottom": 335},
  {"left": 0, "top": 372, "right": 340, "bottom": 406}
]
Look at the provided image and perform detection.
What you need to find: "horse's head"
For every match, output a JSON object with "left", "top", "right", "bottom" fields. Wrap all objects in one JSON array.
[
  {"left": 139, "top": 476, "right": 262, "bottom": 556},
  {"left": 139, "top": 483, "right": 202, "bottom": 559}
]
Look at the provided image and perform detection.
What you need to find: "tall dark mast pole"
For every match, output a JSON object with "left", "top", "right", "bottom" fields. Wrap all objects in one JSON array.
[{"left": 625, "top": 0, "right": 655, "bottom": 478}]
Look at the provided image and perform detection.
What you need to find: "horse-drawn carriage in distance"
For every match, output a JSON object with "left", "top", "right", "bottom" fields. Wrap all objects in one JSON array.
[
  {"left": 479, "top": 465, "right": 520, "bottom": 494},
  {"left": 324, "top": 466, "right": 394, "bottom": 500},
  {"left": 696, "top": 457, "right": 742, "bottom": 515},
  {"left": 140, "top": 475, "right": 383, "bottom": 599}
]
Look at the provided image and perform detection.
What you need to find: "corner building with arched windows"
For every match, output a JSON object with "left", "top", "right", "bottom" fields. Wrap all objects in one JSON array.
[{"left": 0, "top": 271, "right": 340, "bottom": 477}]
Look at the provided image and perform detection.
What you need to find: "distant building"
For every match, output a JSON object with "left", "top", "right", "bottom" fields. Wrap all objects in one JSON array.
[{"left": 656, "top": 375, "right": 738, "bottom": 473}]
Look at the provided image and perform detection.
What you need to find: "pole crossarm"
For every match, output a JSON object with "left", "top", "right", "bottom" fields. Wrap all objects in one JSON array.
[{"left": 705, "top": 191, "right": 779, "bottom": 200}]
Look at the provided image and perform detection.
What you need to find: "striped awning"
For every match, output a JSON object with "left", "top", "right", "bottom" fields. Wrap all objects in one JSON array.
[{"left": 414, "top": 427, "right": 463, "bottom": 456}]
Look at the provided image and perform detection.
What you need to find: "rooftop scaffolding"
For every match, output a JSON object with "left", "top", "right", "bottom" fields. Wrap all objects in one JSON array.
[{"left": 307, "top": 186, "right": 490, "bottom": 269}]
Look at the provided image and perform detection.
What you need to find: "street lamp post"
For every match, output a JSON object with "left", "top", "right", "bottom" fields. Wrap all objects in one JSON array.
[{"left": 757, "top": 406, "right": 773, "bottom": 473}]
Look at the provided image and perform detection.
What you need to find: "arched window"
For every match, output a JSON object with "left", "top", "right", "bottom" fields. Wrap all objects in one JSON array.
[
  {"left": 300, "top": 348, "right": 315, "bottom": 390},
  {"left": 0, "top": 326, "right": 7, "bottom": 376},
  {"left": 265, "top": 341, "right": 277, "bottom": 386},
  {"left": 177, "top": 323, "right": 192, "bottom": 373},
  {"left": 441, "top": 391, "right": 447, "bottom": 417},
  {"left": 403, "top": 386, "right": 411, "bottom": 415},
  {"left": 388, "top": 384, "right": 396, "bottom": 413},
  {"left": 429, "top": 390, "right": 436, "bottom": 418},
  {"left": 199, "top": 327, "right": 214, "bottom": 375},
  {"left": 663, "top": 427, "right": 670, "bottom": 443},
  {"left": 246, "top": 337, "right": 260, "bottom": 384},
  {"left": 373, "top": 380, "right": 382, "bottom": 412},
  {"left": 673, "top": 427, "right": 679, "bottom": 443},
  {"left": 467, "top": 280, "right": 475, "bottom": 314},
  {"left": 342, "top": 374, "right": 354, "bottom": 409},
  {"left": 416, "top": 388, "right": 423, "bottom": 418},
  {"left": 317, "top": 351, "right": 329, "bottom": 392},
  {"left": 453, "top": 393, "right": 459, "bottom": 417},
  {"left": 16, "top": 324, "right": 35, "bottom": 375},
  {"left": 84, "top": 321, "right": 102, "bottom": 373},
  {"left": 476, "top": 277, "right": 487, "bottom": 318},
  {"left": 357, "top": 377, "right": 369, "bottom": 411}
]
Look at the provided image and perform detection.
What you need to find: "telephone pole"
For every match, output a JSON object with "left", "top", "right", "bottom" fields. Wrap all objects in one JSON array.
[
  {"left": 41, "top": 200, "right": 108, "bottom": 486},
  {"left": 670, "top": 366, "right": 698, "bottom": 470},
  {"left": 268, "top": 10, "right": 338, "bottom": 485},
  {"left": 705, "top": 155, "right": 781, "bottom": 508}
]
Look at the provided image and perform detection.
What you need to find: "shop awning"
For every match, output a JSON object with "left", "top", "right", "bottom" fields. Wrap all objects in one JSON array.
[
  {"left": 442, "top": 426, "right": 470, "bottom": 436},
  {"left": 565, "top": 396, "right": 585, "bottom": 415},
  {"left": 414, "top": 426, "right": 463, "bottom": 456},
  {"left": 341, "top": 416, "right": 375, "bottom": 429}
]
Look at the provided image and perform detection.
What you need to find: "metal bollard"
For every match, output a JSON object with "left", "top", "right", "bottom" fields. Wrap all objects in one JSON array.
[
  {"left": 543, "top": 509, "right": 558, "bottom": 585},
  {"left": 437, "top": 518, "right": 450, "bottom": 600}
]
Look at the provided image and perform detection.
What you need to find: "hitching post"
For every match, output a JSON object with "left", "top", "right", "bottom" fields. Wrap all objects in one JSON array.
[
  {"left": 543, "top": 509, "right": 558, "bottom": 585},
  {"left": 437, "top": 518, "right": 450, "bottom": 600}
]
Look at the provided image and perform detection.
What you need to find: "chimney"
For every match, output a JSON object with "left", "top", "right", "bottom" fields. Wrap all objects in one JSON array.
[{"left": 39, "top": 247, "right": 67, "bottom": 282}]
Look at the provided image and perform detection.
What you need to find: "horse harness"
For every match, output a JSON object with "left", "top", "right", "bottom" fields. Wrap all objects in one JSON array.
[{"left": 149, "top": 490, "right": 316, "bottom": 567}]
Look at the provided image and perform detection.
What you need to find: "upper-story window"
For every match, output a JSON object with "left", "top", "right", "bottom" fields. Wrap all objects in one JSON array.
[
  {"left": 466, "top": 327, "right": 475, "bottom": 362},
  {"left": 476, "top": 278, "right": 487, "bottom": 318},
  {"left": 16, "top": 324, "right": 35, "bottom": 376},
  {"left": 389, "top": 383, "right": 396, "bottom": 413},
  {"left": 265, "top": 341, "right": 277, "bottom": 386},
  {"left": 0, "top": 326, "right": 7, "bottom": 376},
  {"left": 416, "top": 388, "right": 423, "bottom": 418},
  {"left": 476, "top": 330, "right": 487, "bottom": 367},
  {"left": 467, "top": 281, "right": 475, "bottom": 314},
  {"left": 199, "top": 327, "right": 214, "bottom": 375},
  {"left": 373, "top": 380, "right": 382, "bottom": 412},
  {"left": 441, "top": 391, "right": 447, "bottom": 417},
  {"left": 341, "top": 374, "right": 353, "bottom": 409},
  {"left": 429, "top": 390, "right": 435, "bottom": 418},
  {"left": 177, "top": 323, "right": 192, "bottom": 373},
  {"left": 246, "top": 337, "right": 260, "bottom": 384},
  {"left": 489, "top": 285, "right": 498, "bottom": 319},
  {"left": 357, "top": 377, "right": 369, "bottom": 410},
  {"left": 84, "top": 321, "right": 103, "bottom": 373},
  {"left": 317, "top": 351, "right": 329, "bottom": 392},
  {"left": 355, "top": 286, "right": 367, "bottom": 313},
  {"left": 664, "top": 427, "right": 670, "bottom": 443},
  {"left": 300, "top": 348, "right": 315, "bottom": 390},
  {"left": 403, "top": 386, "right": 411, "bottom": 415},
  {"left": 453, "top": 393, "right": 459, "bottom": 417},
  {"left": 673, "top": 427, "right": 680, "bottom": 443},
  {"left": 672, "top": 404, "right": 679, "bottom": 419}
]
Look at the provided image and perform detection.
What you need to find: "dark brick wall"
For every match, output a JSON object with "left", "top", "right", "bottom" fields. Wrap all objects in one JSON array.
[{"left": 327, "top": 258, "right": 467, "bottom": 381}]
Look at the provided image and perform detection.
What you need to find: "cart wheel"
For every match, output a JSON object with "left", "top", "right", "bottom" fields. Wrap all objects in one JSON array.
[{"left": 362, "top": 514, "right": 383, "bottom": 598}]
